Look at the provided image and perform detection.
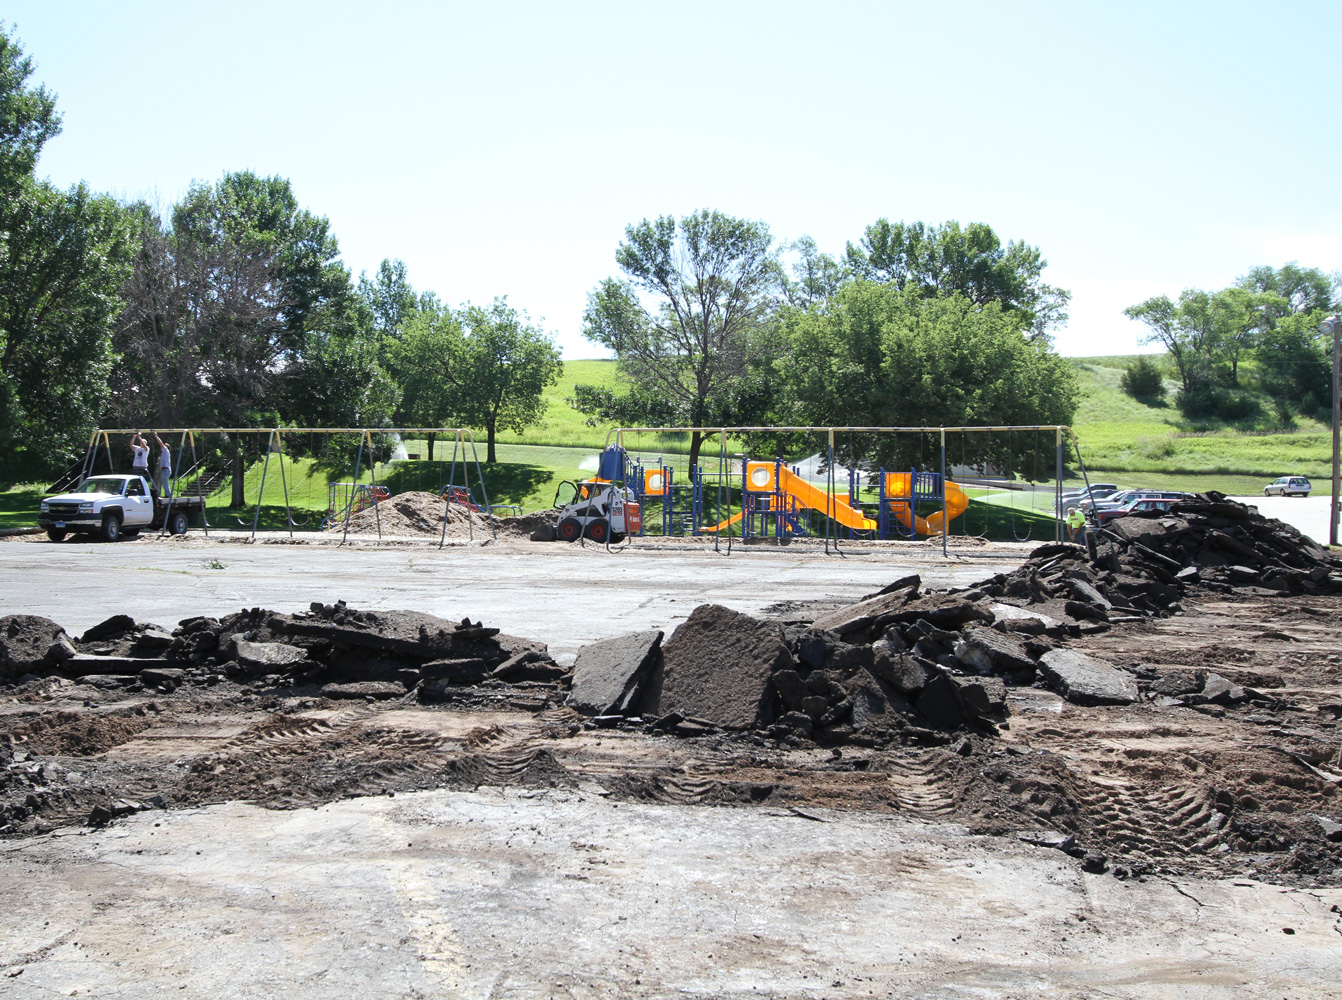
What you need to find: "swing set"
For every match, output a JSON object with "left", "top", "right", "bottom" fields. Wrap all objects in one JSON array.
[{"left": 79, "top": 426, "right": 497, "bottom": 546}]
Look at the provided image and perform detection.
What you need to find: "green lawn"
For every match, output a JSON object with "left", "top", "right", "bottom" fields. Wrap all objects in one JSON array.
[{"left": 1068, "top": 358, "right": 1332, "bottom": 491}]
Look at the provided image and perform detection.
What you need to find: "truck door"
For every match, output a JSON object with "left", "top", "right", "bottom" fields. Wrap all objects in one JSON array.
[{"left": 124, "top": 477, "right": 154, "bottom": 525}]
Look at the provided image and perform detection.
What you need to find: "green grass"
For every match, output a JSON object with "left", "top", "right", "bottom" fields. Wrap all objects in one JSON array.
[
  {"left": 1067, "top": 358, "right": 1333, "bottom": 492},
  {"left": 0, "top": 484, "right": 44, "bottom": 529},
  {"left": 493, "top": 358, "right": 624, "bottom": 450}
]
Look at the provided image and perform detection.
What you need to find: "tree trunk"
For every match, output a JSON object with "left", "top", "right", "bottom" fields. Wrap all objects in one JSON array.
[
  {"left": 426, "top": 433, "right": 436, "bottom": 463},
  {"left": 688, "top": 430, "right": 704, "bottom": 472},
  {"left": 230, "top": 445, "right": 245, "bottom": 509},
  {"left": 486, "top": 421, "right": 497, "bottom": 463}
]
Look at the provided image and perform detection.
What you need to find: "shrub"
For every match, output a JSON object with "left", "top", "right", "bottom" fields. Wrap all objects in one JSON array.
[
  {"left": 1120, "top": 356, "right": 1166, "bottom": 400},
  {"left": 1176, "top": 384, "right": 1261, "bottom": 422}
]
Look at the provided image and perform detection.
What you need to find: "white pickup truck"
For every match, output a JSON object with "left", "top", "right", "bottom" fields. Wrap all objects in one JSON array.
[{"left": 39, "top": 474, "right": 206, "bottom": 542}]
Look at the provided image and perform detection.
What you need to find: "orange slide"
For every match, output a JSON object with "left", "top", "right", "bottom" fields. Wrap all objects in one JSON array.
[
  {"left": 777, "top": 467, "right": 878, "bottom": 531},
  {"left": 702, "top": 511, "right": 744, "bottom": 533},
  {"left": 881, "top": 474, "right": 969, "bottom": 535}
]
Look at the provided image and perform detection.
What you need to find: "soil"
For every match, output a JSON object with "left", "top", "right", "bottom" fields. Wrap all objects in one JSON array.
[{"left": 3, "top": 589, "right": 1339, "bottom": 886}]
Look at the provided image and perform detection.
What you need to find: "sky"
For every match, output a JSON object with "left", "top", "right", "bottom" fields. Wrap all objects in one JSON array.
[{"left": 7, "top": 0, "right": 1341, "bottom": 359}]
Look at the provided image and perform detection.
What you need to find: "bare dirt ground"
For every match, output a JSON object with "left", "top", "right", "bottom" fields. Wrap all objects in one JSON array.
[{"left": 1, "top": 532, "right": 1341, "bottom": 997}]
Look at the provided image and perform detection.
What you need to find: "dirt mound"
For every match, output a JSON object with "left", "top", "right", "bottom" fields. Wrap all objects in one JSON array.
[
  {"left": 327, "top": 491, "right": 496, "bottom": 538},
  {"left": 4, "top": 710, "right": 152, "bottom": 756},
  {"left": 498, "top": 508, "right": 559, "bottom": 538}
]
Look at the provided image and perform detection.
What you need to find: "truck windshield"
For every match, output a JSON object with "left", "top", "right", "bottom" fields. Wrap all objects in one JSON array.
[{"left": 75, "top": 478, "right": 126, "bottom": 495}]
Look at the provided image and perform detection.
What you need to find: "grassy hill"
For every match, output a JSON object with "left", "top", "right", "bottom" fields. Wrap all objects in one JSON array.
[{"left": 1069, "top": 357, "right": 1332, "bottom": 494}]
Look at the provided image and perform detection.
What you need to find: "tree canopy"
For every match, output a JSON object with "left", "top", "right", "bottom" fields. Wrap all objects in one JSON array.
[
  {"left": 844, "top": 219, "right": 1070, "bottom": 339},
  {"left": 577, "top": 209, "right": 780, "bottom": 467},
  {"left": 774, "top": 281, "right": 1080, "bottom": 470},
  {"left": 439, "top": 298, "right": 562, "bottom": 462}
]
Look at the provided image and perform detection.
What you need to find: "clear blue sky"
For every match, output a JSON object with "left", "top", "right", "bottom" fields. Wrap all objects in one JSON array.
[{"left": 7, "top": 0, "right": 1340, "bottom": 359}]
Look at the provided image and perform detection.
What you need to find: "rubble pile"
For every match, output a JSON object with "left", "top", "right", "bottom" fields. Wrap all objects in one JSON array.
[
  {"left": 971, "top": 493, "right": 1341, "bottom": 621},
  {"left": 0, "top": 604, "right": 568, "bottom": 706}
]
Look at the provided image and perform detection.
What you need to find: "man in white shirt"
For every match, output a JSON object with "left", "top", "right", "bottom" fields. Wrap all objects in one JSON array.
[{"left": 130, "top": 433, "right": 149, "bottom": 477}]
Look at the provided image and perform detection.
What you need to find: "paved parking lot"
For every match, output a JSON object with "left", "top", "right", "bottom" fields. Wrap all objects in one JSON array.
[{"left": 1227, "top": 493, "right": 1338, "bottom": 546}]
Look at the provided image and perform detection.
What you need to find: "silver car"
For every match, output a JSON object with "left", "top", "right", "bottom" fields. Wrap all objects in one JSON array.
[{"left": 1264, "top": 476, "right": 1312, "bottom": 497}]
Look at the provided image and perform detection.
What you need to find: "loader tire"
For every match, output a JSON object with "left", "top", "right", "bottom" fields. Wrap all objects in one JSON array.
[
  {"left": 557, "top": 517, "right": 583, "bottom": 542},
  {"left": 585, "top": 519, "right": 609, "bottom": 544}
]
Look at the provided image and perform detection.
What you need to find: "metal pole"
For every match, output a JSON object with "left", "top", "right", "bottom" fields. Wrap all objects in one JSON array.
[
  {"left": 251, "top": 436, "right": 273, "bottom": 540},
  {"left": 341, "top": 433, "right": 365, "bottom": 545},
  {"left": 276, "top": 430, "right": 293, "bottom": 538},
  {"left": 1324, "top": 314, "right": 1341, "bottom": 547},
  {"left": 1055, "top": 426, "right": 1063, "bottom": 543},
  {"left": 367, "top": 431, "right": 382, "bottom": 540},
  {"left": 940, "top": 427, "right": 947, "bottom": 558}
]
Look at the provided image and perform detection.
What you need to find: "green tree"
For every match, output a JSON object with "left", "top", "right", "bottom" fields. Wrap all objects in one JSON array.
[
  {"left": 111, "top": 172, "right": 350, "bottom": 429},
  {"left": 1119, "top": 355, "right": 1166, "bottom": 401},
  {"left": 384, "top": 304, "right": 462, "bottom": 460},
  {"left": 281, "top": 323, "right": 399, "bottom": 430},
  {"left": 844, "top": 219, "right": 1070, "bottom": 337},
  {"left": 774, "top": 282, "right": 1079, "bottom": 471},
  {"left": 0, "top": 23, "right": 59, "bottom": 199},
  {"left": 440, "top": 298, "right": 561, "bottom": 462},
  {"left": 780, "top": 235, "right": 845, "bottom": 309},
  {"left": 1238, "top": 262, "right": 1336, "bottom": 316},
  {"left": 0, "top": 26, "right": 134, "bottom": 474},
  {"left": 358, "top": 258, "right": 429, "bottom": 339},
  {"left": 577, "top": 209, "right": 780, "bottom": 468}
]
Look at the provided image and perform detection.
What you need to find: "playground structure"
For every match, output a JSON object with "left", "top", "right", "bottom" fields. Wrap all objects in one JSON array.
[
  {"left": 595, "top": 448, "right": 972, "bottom": 543},
  {"left": 591, "top": 423, "right": 1092, "bottom": 553}
]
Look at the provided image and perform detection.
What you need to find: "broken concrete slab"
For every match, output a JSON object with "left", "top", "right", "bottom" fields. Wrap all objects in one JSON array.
[
  {"left": 0, "top": 614, "right": 71, "bottom": 679},
  {"left": 951, "top": 675, "right": 1007, "bottom": 721},
  {"left": 235, "top": 640, "right": 309, "bottom": 671},
  {"left": 60, "top": 654, "right": 155, "bottom": 677},
  {"left": 642, "top": 605, "right": 792, "bottom": 729},
  {"left": 810, "top": 588, "right": 918, "bottom": 636},
  {"left": 1038, "top": 649, "right": 1140, "bottom": 706},
  {"left": 79, "top": 615, "right": 135, "bottom": 643},
  {"left": 1200, "top": 673, "right": 1246, "bottom": 704},
  {"left": 139, "top": 666, "right": 186, "bottom": 687},
  {"left": 568, "top": 630, "right": 663, "bottom": 716},
  {"left": 419, "top": 658, "right": 490, "bottom": 683},
  {"left": 320, "top": 681, "right": 406, "bottom": 700},
  {"left": 953, "top": 628, "right": 1036, "bottom": 677}
]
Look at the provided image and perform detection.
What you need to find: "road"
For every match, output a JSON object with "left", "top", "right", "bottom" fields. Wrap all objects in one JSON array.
[
  {"left": 1226, "top": 494, "right": 1338, "bottom": 546},
  {"left": 0, "top": 534, "right": 1021, "bottom": 659}
]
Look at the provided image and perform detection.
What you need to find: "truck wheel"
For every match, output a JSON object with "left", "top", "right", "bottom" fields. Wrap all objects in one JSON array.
[
  {"left": 585, "top": 519, "right": 609, "bottom": 543},
  {"left": 557, "top": 517, "right": 583, "bottom": 542},
  {"left": 46, "top": 529, "right": 66, "bottom": 542},
  {"left": 100, "top": 514, "right": 121, "bottom": 543},
  {"left": 611, "top": 531, "right": 626, "bottom": 544},
  {"left": 168, "top": 510, "right": 189, "bottom": 535}
]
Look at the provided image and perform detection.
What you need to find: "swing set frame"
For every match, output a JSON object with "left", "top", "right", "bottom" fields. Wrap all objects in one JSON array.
[{"left": 79, "top": 427, "right": 496, "bottom": 547}]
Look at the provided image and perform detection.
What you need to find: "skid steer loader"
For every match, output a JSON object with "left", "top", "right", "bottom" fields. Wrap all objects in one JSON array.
[{"left": 551, "top": 479, "right": 641, "bottom": 543}]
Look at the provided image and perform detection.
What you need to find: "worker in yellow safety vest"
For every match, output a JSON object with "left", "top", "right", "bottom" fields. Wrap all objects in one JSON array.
[{"left": 1066, "top": 506, "right": 1087, "bottom": 543}]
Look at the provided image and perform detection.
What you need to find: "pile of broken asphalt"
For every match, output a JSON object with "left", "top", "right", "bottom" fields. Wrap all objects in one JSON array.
[{"left": 3, "top": 492, "right": 1342, "bottom": 881}]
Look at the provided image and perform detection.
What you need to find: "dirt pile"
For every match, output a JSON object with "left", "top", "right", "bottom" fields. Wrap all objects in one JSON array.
[{"left": 329, "top": 491, "right": 496, "bottom": 538}]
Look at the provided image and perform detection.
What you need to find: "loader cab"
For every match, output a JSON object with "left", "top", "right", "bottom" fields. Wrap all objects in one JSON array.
[{"left": 552, "top": 481, "right": 581, "bottom": 509}]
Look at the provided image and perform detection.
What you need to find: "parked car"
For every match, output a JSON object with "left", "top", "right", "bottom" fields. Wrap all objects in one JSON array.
[
  {"left": 1094, "top": 497, "right": 1182, "bottom": 525},
  {"left": 1058, "top": 483, "right": 1120, "bottom": 511},
  {"left": 1263, "top": 476, "right": 1312, "bottom": 497},
  {"left": 1086, "top": 490, "right": 1193, "bottom": 515}
]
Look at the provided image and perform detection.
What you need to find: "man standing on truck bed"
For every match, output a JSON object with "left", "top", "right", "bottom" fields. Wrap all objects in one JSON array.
[
  {"left": 153, "top": 433, "right": 172, "bottom": 498},
  {"left": 130, "top": 433, "right": 149, "bottom": 478}
]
